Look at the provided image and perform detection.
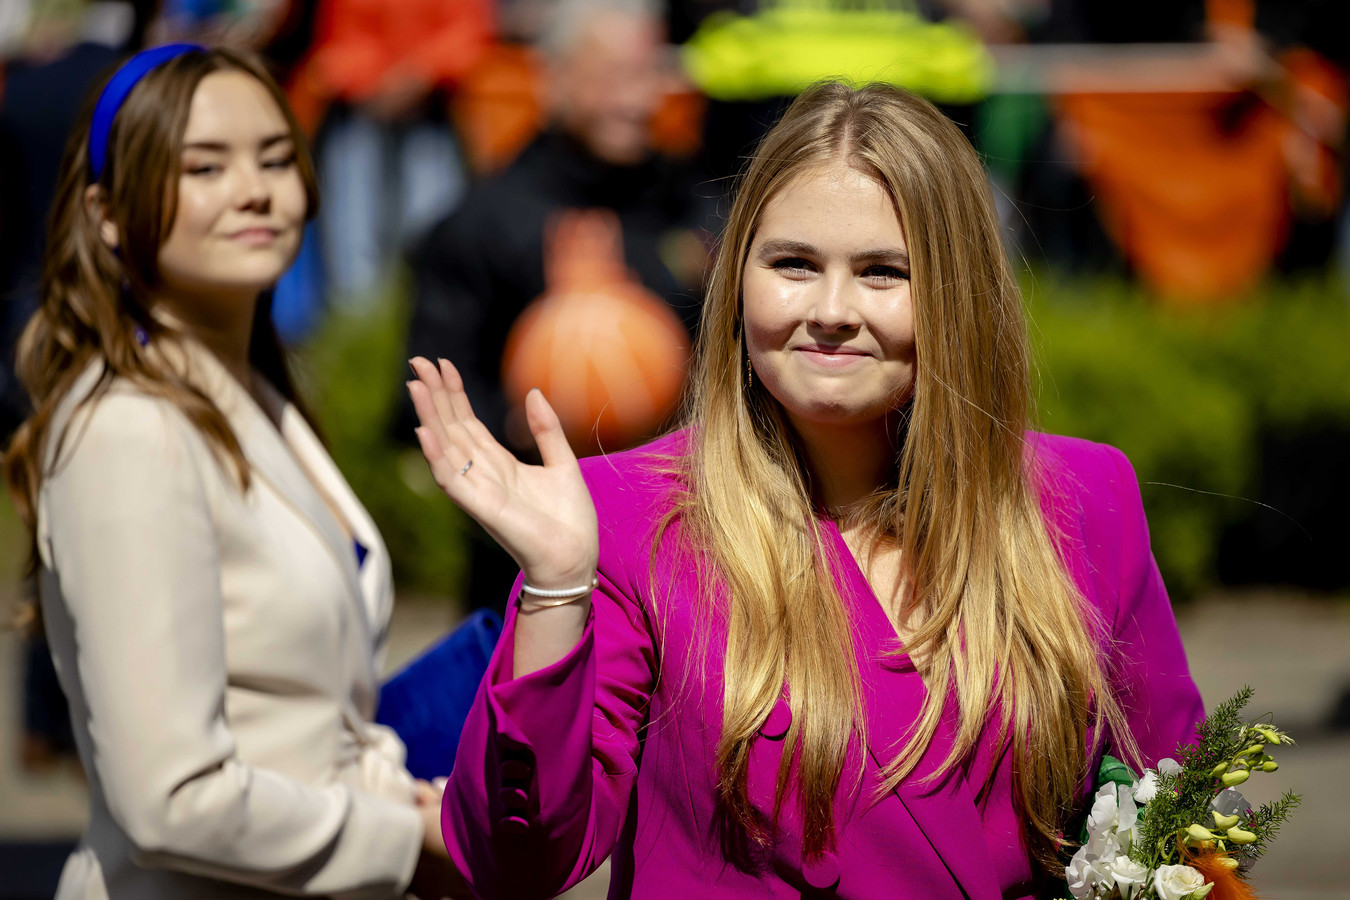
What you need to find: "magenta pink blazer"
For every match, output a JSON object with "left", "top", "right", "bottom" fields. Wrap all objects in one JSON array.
[{"left": 441, "top": 430, "right": 1203, "bottom": 898}]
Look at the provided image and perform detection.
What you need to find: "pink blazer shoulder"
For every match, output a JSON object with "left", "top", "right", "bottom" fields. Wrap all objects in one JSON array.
[{"left": 441, "top": 429, "right": 1203, "bottom": 899}]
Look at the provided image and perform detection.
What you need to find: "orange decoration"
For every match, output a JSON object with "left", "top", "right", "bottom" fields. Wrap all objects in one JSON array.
[
  {"left": 501, "top": 209, "right": 690, "bottom": 456},
  {"left": 1056, "top": 90, "right": 1288, "bottom": 303},
  {"left": 452, "top": 43, "right": 707, "bottom": 175},
  {"left": 1177, "top": 836, "right": 1259, "bottom": 900},
  {"left": 451, "top": 43, "right": 546, "bottom": 175}
]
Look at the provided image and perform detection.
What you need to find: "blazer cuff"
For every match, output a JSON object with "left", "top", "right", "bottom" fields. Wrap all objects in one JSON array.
[
  {"left": 334, "top": 791, "right": 423, "bottom": 898},
  {"left": 482, "top": 604, "right": 597, "bottom": 842}
]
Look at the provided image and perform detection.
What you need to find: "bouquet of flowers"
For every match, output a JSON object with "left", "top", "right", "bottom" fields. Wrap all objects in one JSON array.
[{"left": 1064, "top": 687, "right": 1300, "bottom": 900}]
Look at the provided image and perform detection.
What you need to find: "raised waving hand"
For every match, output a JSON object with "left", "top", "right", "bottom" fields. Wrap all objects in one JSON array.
[{"left": 407, "top": 358, "right": 598, "bottom": 672}]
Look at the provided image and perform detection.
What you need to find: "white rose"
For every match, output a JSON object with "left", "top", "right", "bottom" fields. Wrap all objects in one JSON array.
[
  {"left": 1108, "top": 856, "right": 1149, "bottom": 899},
  {"left": 1154, "top": 864, "right": 1208, "bottom": 900}
]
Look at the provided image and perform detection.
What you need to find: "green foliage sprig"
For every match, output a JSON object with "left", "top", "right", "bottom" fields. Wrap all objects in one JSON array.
[{"left": 1132, "top": 687, "right": 1299, "bottom": 875}]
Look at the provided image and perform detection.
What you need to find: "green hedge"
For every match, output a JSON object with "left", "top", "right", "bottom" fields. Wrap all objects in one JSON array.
[
  {"left": 298, "top": 275, "right": 1350, "bottom": 599},
  {"left": 1029, "top": 274, "right": 1350, "bottom": 596},
  {"left": 294, "top": 286, "right": 467, "bottom": 599}
]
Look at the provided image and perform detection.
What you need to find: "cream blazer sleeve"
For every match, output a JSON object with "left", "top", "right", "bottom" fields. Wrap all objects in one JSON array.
[{"left": 39, "top": 391, "right": 422, "bottom": 898}]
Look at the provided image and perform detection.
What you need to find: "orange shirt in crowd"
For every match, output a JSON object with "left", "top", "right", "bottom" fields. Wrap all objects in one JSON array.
[{"left": 301, "top": 0, "right": 493, "bottom": 103}]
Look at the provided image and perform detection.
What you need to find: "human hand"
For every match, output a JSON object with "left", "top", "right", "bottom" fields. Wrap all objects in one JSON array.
[
  {"left": 418, "top": 803, "right": 447, "bottom": 858},
  {"left": 407, "top": 357, "right": 599, "bottom": 592}
]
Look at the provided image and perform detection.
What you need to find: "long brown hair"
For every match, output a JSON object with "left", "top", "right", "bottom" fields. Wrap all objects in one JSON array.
[
  {"left": 667, "top": 82, "right": 1139, "bottom": 873},
  {"left": 3, "top": 47, "right": 319, "bottom": 574}
]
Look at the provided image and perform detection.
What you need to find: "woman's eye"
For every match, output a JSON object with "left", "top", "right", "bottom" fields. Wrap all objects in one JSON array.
[
  {"left": 263, "top": 155, "right": 296, "bottom": 170},
  {"left": 772, "top": 257, "right": 814, "bottom": 274},
  {"left": 862, "top": 264, "right": 909, "bottom": 282},
  {"left": 185, "top": 163, "right": 221, "bottom": 176}
]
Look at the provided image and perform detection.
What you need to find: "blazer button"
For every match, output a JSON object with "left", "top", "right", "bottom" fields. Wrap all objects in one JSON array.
[
  {"left": 501, "top": 758, "right": 533, "bottom": 783},
  {"left": 759, "top": 700, "right": 791, "bottom": 740},
  {"left": 802, "top": 850, "right": 840, "bottom": 891},
  {"left": 500, "top": 787, "right": 529, "bottom": 812},
  {"left": 499, "top": 815, "right": 531, "bottom": 836}
]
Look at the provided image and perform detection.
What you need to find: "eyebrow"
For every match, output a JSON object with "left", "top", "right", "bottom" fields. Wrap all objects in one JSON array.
[
  {"left": 755, "top": 238, "right": 909, "bottom": 268},
  {"left": 182, "top": 134, "right": 294, "bottom": 152}
]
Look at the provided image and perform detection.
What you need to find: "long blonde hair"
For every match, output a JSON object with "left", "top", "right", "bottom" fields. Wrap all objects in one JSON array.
[
  {"left": 3, "top": 48, "right": 319, "bottom": 573},
  {"left": 667, "top": 81, "right": 1137, "bottom": 873}
]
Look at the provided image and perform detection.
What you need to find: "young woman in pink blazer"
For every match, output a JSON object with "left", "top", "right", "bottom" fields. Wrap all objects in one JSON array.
[{"left": 408, "top": 82, "right": 1204, "bottom": 898}]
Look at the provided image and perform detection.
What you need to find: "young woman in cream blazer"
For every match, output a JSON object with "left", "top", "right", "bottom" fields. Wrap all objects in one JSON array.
[{"left": 5, "top": 46, "right": 456, "bottom": 898}]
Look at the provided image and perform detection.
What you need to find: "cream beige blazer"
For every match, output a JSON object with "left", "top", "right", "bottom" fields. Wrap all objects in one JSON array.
[{"left": 37, "top": 344, "right": 423, "bottom": 899}]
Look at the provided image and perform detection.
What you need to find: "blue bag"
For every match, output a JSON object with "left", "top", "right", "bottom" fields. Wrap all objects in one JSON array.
[{"left": 377, "top": 608, "right": 502, "bottom": 780}]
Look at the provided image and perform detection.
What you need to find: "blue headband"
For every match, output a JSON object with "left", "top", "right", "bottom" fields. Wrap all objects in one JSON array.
[{"left": 88, "top": 43, "right": 205, "bottom": 181}]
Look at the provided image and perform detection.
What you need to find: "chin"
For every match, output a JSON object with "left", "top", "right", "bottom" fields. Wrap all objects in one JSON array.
[
  {"left": 221, "top": 253, "right": 297, "bottom": 287},
  {"left": 784, "top": 402, "right": 882, "bottom": 428}
]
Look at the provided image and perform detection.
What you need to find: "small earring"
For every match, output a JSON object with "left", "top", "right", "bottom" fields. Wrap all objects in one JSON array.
[{"left": 746, "top": 355, "right": 753, "bottom": 388}]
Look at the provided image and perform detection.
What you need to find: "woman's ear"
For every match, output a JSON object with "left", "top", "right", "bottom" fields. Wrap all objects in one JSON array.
[{"left": 83, "top": 184, "right": 119, "bottom": 250}]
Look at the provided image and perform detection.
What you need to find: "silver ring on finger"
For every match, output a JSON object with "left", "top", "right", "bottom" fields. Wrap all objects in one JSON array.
[{"left": 459, "top": 459, "right": 473, "bottom": 477}]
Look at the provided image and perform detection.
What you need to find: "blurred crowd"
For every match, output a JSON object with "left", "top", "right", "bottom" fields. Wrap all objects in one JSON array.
[{"left": 2, "top": 0, "right": 1349, "bottom": 442}]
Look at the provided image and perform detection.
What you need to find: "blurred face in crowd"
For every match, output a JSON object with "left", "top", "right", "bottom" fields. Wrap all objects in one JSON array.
[
  {"left": 547, "top": 11, "right": 666, "bottom": 166},
  {"left": 155, "top": 69, "right": 307, "bottom": 322},
  {"left": 742, "top": 160, "right": 917, "bottom": 433}
]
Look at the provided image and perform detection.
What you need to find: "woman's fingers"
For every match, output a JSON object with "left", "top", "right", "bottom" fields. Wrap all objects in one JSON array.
[
  {"left": 524, "top": 388, "right": 577, "bottom": 470},
  {"left": 434, "top": 357, "right": 503, "bottom": 450},
  {"left": 409, "top": 357, "right": 460, "bottom": 428},
  {"left": 411, "top": 356, "right": 507, "bottom": 460},
  {"left": 407, "top": 378, "right": 450, "bottom": 441},
  {"left": 433, "top": 357, "right": 476, "bottom": 423},
  {"left": 408, "top": 380, "right": 476, "bottom": 476}
]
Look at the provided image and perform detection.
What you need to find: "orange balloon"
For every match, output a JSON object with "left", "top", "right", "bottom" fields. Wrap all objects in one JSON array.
[{"left": 501, "top": 210, "right": 690, "bottom": 455}]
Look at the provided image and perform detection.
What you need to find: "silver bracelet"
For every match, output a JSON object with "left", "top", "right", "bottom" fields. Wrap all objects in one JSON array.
[{"left": 518, "top": 576, "right": 597, "bottom": 607}]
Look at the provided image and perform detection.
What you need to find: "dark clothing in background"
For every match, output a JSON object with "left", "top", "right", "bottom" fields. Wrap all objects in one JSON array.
[
  {"left": 399, "top": 128, "right": 707, "bottom": 445},
  {"left": 0, "top": 42, "right": 122, "bottom": 440},
  {"left": 399, "top": 129, "right": 708, "bottom": 613},
  {"left": 1041, "top": 0, "right": 1206, "bottom": 43},
  {"left": 1255, "top": 0, "right": 1350, "bottom": 66}
]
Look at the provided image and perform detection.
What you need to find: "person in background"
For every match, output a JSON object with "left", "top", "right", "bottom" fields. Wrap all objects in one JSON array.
[
  {"left": 400, "top": 0, "right": 709, "bottom": 613},
  {"left": 296, "top": 0, "right": 493, "bottom": 305},
  {"left": 2, "top": 45, "right": 459, "bottom": 898}
]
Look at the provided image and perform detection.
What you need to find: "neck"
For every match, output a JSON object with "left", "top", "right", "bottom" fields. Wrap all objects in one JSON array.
[
  {"left": 790, "top": 412, "right": 903, "bottom": 515},
  {"left": 153, "top": 289, "right": 258, "bottom": 389}
]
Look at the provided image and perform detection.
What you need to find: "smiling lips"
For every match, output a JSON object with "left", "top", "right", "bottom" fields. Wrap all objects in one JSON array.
[
  {"left": 229, "top": 227, "right": 281, "bottom": 246},
  {"left": 793, "top": 344, "right": 871, "bottom": 368}
]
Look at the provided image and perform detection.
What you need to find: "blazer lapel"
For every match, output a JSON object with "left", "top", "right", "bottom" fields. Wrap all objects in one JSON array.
[
  {"left": 178, "top": 343, "right": 366, "bottom": 610},
  {"left": 822, "top": 520, "right": 1001, "bottom": 900},
  {"left": 275, "top": 400, "right": 393, "bottom": 654}
]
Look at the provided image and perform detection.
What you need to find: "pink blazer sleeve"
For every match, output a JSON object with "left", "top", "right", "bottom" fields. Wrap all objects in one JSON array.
[
  {"left": 1098, "top": 443, "right": 1205, "bottom": 769},
  {"left": 441, "top": 471, "right": 657, "bottom": 898}
]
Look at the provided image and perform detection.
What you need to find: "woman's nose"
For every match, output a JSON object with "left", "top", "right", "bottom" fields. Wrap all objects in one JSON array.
[
  {"left": 808, "top": 274, "right": 862, "bottom": 332},
  {"left": 233, "top": 163, "right": 271, "bottom": 211}
]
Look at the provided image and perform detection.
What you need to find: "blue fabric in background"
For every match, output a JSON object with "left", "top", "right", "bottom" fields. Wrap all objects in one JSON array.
[
  {"left": 272, "top": 222, "right": 325, "bottom": 345},
  {"left": 377, "top": 609, "right": 502, "bottom": 780}
]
